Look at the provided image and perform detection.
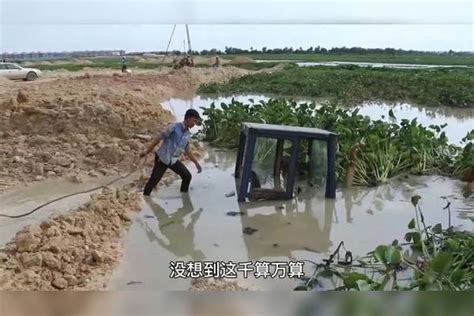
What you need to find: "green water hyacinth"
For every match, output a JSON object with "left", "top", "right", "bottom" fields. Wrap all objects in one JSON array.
[{"left": 200, "top": 98, "right": 473, "bottom": 186}]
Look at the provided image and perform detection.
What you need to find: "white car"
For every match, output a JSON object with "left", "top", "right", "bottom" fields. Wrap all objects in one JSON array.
[{"left": 0, "top": 62, "right": 42, "bottom": 81}]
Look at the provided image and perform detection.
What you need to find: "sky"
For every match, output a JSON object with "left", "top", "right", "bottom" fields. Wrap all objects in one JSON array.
[{"left": 0, "top": 0, "right": 473, "bottom": 53}]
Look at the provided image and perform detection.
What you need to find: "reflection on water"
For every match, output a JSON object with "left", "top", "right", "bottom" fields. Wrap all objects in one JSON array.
[
  {"left": 239, "top": 196, "right": 335, "bottom": 258},
  {"left": 139, "top": 195, "right": 205, "bottom": 261},
  {"left": 357, "top": 102, "right": 474, "bottom": 145},
  {"left": 162, "top": 95, "right": 474, "bottom": 145}
]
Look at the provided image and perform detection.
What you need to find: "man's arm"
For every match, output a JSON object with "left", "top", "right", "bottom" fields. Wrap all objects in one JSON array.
[
  {"left": 139, "top": 124, "right": 174, "bottom": 157},
  {"left": 140, "top": 135, "right": 161, "bottom": 157},
  {"left": 185, "top": 145, "right": 202, "bottom": 173}
]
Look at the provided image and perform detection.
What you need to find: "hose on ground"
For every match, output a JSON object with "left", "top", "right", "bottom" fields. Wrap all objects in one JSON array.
[{"left": 0, "top": 158, "right": 146, "bottom": 219}]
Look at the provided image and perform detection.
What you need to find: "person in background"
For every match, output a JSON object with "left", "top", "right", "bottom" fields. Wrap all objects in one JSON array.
[
  {"left": 213, "top": 56, "right": 220, "bottom": 68},
  {"left": 121, "top": 56, "right": 128, "bottom": 72}
]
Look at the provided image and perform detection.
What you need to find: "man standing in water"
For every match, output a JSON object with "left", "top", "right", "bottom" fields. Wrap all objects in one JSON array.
[{"left": 140, "top": 109, "right": 202, "bottom": 196}]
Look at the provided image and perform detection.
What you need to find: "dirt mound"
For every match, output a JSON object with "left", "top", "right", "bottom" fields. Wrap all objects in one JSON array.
[
  {"left": 229, "top": 57, "right": 255, "bottom": 65},
  {"left": 170, "top": 66, "right": 250, "bottom": 86},
  {"left": 0, "top": 68, "right": 250, "bottom": 192},
  {"left": 191, "top": 56, "right": 231, "bottom": 66},
  {"left": 0, "top": 77, "right": 16, "bottom": 91},
  {"left": 0, "top": 88, "right": 173, "bottom": 190},
  {"left": 52, "top": 68, "right": 71, "bottom": 73},
  {"left": 191, "top": 56, "right": 214, "bottom": 65},
  {"left": 0, "top": 187, "right": 141, "bottom": 290}
]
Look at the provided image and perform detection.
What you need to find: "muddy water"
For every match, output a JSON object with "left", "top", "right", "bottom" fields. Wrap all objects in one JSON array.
[
  {"left": 109, "top": 146, "right": 473, "bottom": 291},
  {"left": 0, "top": 172, "right": 140, "bottom": 246},
  {"left": 105, "top": 94, "right": 474, "bottom": 291},
  {"left": 162, "top": 95, "right": 474, "bottom": 145}
]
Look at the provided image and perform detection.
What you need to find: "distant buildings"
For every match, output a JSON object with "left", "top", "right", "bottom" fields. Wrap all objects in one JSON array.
[{"left": 1, "top": 50, "right": 126, "bottom": 61}]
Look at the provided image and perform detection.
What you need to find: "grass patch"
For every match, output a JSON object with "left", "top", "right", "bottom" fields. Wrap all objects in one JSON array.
[
  {"left": 29, "top": 60, "right": 279, "bottom": 72},
  {"left": 227, "top": 53, "right": 474, "bottom": 66}
]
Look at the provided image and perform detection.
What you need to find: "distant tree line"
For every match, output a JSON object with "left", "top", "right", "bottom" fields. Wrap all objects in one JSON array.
[
  {"left": 131, "top": 46, "right": 472, "bottom": 56},
  {"left": 4, "top": 47, "right": 471, "bottom": 61}
]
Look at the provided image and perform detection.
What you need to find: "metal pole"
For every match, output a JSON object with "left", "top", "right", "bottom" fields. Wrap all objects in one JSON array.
[
  {"left": 286, "top": 138, "right": 300, "bottom": 199},
  {"left": 238, "top": 134, "right": 257, "bottom": 202},
  {"left": 185, "top": 24, "right": 193, "bottom": 64},
  {"left": 159, "top": 24, "right": 176, "bottom": 71},
  {"left": 325, "top": 134, "right": 337, "bottom": 199}
]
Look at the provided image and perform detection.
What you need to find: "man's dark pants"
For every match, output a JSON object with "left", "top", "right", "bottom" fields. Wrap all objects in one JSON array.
[{"left": 143, "top": 155, "right": 192, "bottom": 196}]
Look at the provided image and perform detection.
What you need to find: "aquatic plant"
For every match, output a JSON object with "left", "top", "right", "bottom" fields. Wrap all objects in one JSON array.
[
  {"left": 200, "top": 98, "right": 472, "bottom": 185},
  {"left": 452, "top": 131, "right": 474, "bottom": 183},
  {"left": 295, "top": 196, "right": 474, "bottom": 291}
]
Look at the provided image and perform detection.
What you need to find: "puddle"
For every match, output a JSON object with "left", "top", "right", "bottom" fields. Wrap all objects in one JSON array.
[
  {"left": 162, "top": 95, "right": 474, "bottom": 145},
  {"left": 109, "top": 147, "right": 473, "bottom": 291}
]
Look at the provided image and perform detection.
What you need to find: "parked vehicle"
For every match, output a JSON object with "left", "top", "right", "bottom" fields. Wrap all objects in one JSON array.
[{"left": 0, "top": 62, "right": 42, "bottom": 81}]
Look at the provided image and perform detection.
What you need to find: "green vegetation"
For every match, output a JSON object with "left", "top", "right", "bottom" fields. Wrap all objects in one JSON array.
[
  {"left": 199, "top": 65, "right": 474, "bottom": 108},
  {"left": 202, "top": 46, "right": 473, "bottom": 65},
  {"left": 227, "top": 53, "right": 474, "bottom": 66},
  {"left": 225, "top": 62, "right": 284, "bottom": 71},
  {"left": 453, "top": 131, "right": 474, "bottom": 182},
  {"left": 200, "top": 98, "right": 473, "bottom": 186},
  {"left": 27, "top": 60, "right": 277, "bottom": 72},
  {"left": 295, "top": 197, "right": 474, "bottom": 291},
  {"left": 219, "top": 46, "right": 473, "bottom": 65},
  {"left": 29, "top": 60, "right": 161, "bottom": 72}
]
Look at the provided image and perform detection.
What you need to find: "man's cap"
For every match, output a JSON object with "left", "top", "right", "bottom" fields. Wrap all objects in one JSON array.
[{"left": 185, "top": 108, "right": 201, "bottom": 121}]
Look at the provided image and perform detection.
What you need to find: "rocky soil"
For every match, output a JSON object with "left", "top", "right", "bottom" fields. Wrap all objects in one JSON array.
[{"left": 0, "top": 188, "right": 140, "bottom": 290}]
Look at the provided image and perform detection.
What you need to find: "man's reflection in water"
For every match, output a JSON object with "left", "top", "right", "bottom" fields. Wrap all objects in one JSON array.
[{"left": 141, "top": 195, "right": 205, "bottom": 261}]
